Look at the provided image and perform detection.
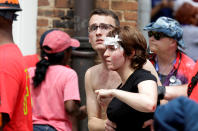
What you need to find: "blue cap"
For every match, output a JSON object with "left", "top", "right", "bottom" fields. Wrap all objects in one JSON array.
[
  {"left": 154, "top": 96, "right": 198, "bottom": 131},
  {"left": 144, "top": 17, "right": 184, "bottom": 48}
]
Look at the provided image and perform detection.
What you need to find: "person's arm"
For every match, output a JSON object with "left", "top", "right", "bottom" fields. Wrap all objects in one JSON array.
[
  {"left": 164, "top": 84, "right": 188, "bottom": 100},
  {"left": 85, "top": 69, "right": 106, "bottom": 131},
  {"left": 0, "top": 71, "right": 22, "bottom": 128},
  {"left": 69, "top": 116, "right": 78, "bottom": 131},
  {"left": 1, "top": 113, "right": 9, "bottom": 128},
  {"left": 95, "top": 80, "right": 157, "bottom": 112},
  {"left": 0, "top": 113, "right": 2, "bottom": 130},
  {"left": 64, "top": 100, "right": 87, "bottom": 131},
  {"left": 64, "top": 70, "right": 87, "bottom": 131},
  {"left": 64, "top": 100, "right": 87, "bottom": 118}
]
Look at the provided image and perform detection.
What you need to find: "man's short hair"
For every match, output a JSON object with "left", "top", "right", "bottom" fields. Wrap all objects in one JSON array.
[{"left": 89, "top": 8, "right": 120, "bottom": 26}]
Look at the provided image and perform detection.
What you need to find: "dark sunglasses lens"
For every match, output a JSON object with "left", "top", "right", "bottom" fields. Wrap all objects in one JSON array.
[
  {"left": 148, "top": 31, "right": 153, "bottom": 37},
  {"left": 148, "top": 31, "right": 161, "bottom": 40},
  {"left": 154, "top": 33, "right": 161, "bottom": 40}
]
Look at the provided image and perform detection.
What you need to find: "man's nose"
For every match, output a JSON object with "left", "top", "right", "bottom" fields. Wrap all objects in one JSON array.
[{"left": 96, "top": 27, "right": 102, "bottom": 35}]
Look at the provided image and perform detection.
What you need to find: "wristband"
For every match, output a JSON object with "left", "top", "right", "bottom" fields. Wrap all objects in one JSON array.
[{"left": 158, "top": 86, "right": 166, "bottom": 100}]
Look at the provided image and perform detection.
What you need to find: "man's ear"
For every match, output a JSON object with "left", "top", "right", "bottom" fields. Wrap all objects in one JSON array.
[
  {"left": 88, "top": 34, "right": 91, "bottom": 43},
  {"left": 169, "top": 38, "right": 177, "bottom": 47}
]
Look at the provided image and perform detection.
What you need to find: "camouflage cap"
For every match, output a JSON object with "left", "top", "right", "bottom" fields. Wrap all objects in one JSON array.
[{"left": 144, "top": 17, "right": 184, "bottom": 48}]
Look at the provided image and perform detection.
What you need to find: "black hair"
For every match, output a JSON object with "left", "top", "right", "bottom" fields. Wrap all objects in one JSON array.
[
  {"left": 89, "top": 8, "right": 120, "bottom": 26},
  {"left": 33, "top": 29, "right": 71, "bottom": 88},
  {"left": 32, "top": 48, "right": 72, "bottom": 88}
]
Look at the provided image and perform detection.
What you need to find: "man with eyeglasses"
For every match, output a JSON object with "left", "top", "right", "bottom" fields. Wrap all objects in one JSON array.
[
  {"left": 144, "top": 17, "right": 195, "bottom": 102},
  {"left": 85, "top": 8, "right": 161, "bottom": 131}
]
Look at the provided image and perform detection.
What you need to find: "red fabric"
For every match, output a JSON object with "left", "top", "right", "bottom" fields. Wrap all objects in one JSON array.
[
  {"left": 149, "top": 52, "right": 195, "bottom": 86},
  {"left": 175, "top": 53, "right": 195, "bottom": 83},
  {"left": 0, "top": 44, "right": 33, "bottom": 131},
  {"left": 189, "top": 61, "right": 198, "bottom": 102},
  {"left": 24, "top": 54, "right": 39, "bottom": 68}
]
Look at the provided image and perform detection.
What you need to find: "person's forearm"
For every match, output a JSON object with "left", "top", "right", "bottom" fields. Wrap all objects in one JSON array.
[
  {"left": 88, "top": 117, "right": 105, "bottom": 131},
  {"left": 112, "top": 89, "right": 156, "bottom": 112},
  {"left": 164, "top": 84, "right": 188, "bottom": 100},
  {"left": 70, "top": 116, "right": 78, "bottom": 131}
]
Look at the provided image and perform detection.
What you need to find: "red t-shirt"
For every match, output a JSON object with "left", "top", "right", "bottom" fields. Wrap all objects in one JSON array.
[
  {"left": 0, "top": 44, "right": 33, "bottom": 131},
  {"left": 24, "top": 54, "right": 39, "bottom": 68},
  {"left": 189, "top": 61, "right": 198, "bottom": 102}
]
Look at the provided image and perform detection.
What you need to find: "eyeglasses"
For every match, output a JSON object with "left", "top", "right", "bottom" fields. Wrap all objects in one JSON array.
[
  {"left": 148, "top": 31, "right": 168, "bottom": 40},
  {"left": 88, "top": 23, "right": 114, "bottom": 33}
]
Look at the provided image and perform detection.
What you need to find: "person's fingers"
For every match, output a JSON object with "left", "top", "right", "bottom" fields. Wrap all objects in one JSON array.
[
  {"left": 96, "top": 93, "right": 105, "bottom": 106},
  {"left": 106, "top": 119, "right": 117, "bottom": 129},
  {"left": 105, "top": 122, "right": 116, "bottom": 131},
  {"left": 105, "top": 126, "right": 115, "bottom": 131},
  {"left": 96, "top": 93, "right": 101, "bottom": 103},
  {"left": 95, "top": 90, "right": 99, "bottom": 94},
  {"left": 142, "top": 119, "right": 153, "bottom": 128}
]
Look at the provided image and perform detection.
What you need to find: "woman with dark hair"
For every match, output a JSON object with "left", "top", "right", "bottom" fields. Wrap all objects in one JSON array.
[
  {"left": 28, "top": 29, "right": 86, "bottom": 131},
  {"left": 95, "top": 26, "right": 158, "bottom": 131}
]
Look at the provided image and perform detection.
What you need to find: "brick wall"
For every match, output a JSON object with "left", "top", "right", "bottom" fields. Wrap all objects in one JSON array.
[
  {"left": 37, "top": 0, "right": 138, "bottom": 53},
  {"left": 96, "top": 0, "right": 138, "bottom": 27}
]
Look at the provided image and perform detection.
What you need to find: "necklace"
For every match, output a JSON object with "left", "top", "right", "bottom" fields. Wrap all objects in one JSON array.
[
  {"left": 155, "top": 59, "right": 176, "bottom": 75},
  {"left": 155, "top": 57, "right": 176, "bottom": 81}
]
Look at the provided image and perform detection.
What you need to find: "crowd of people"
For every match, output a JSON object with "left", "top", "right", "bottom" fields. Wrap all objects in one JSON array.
[{"left": 1, "top": 0, "right": 198, "bottom": 131}]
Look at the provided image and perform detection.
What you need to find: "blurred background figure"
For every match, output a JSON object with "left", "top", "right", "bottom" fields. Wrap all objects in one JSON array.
[
  {"left": 174, "top": 0, "right": 198, "bottom": 61},
  {"left": 151, "top": 0, "right": 174, "bottom": 22}
]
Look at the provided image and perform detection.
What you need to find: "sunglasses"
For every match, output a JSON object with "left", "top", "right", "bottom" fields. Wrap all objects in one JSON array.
[
  {"left": 88, "top": 23, "right": 114, "bottom": 33},
  {"left": 148, "top": 31, "right": 168, "bottom": 40}
]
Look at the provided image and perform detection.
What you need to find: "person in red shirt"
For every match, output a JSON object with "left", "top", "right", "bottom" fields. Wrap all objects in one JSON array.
[
  {"left": 0, "top": 0, "right": 33, "bottom": 130},
  {"left": 144, "top": 17, "right": 195, "bottom": 87},
  {"left": 152, "top": 62, "right": 198, "bottom": 130},
  {"left": 188, "top": 61, "right": 198, "bottom": 102}
]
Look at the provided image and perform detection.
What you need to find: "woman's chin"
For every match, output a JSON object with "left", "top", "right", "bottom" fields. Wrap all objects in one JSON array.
[{"left": 107, "top": 66, "right": 117, "bottom": 71}]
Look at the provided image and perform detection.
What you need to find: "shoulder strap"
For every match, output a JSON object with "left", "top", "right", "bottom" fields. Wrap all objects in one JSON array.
[{"left": 188, "top": 72, "right": 198, "bottom": 96}]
